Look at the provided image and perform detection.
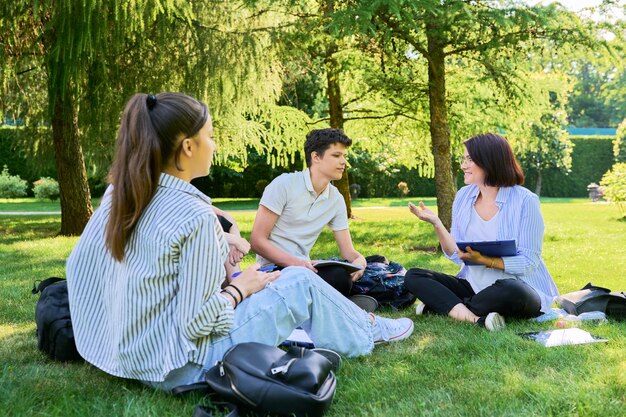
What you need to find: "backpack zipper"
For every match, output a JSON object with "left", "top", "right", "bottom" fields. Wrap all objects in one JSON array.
[
  {"left": 219, "top": 362, "right": 257, "bottom": 407},
  {"left": 270, "top": 358, "right": 297, "bottom": 375}
]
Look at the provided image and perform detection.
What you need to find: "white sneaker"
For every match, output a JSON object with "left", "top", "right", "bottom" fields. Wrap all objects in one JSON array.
[
  {"left": 373, "top": 316, "right": 414, "bottom": 345},
  {"left": 476, "top": 312, "right": 506, "bottom": 331},
  {"left": 415, "top": 302, "right": 426, "bottom": 316}
]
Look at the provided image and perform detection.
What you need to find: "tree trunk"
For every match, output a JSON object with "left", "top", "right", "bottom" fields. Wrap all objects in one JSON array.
[
  {"left": 47, "top": 80, "right": 93, "bottom": 235},
  {"left": 43, "top": 26, "right": 93, "bottom": 236},
  {"left": 535, "top": 168, "right": 542, "bottom": 197},
  {"left": 426, "top": 30, "right": 456, "bottom": 230},
  {"left": 325, "top": 40, "right": 352, "bottom": 218}
]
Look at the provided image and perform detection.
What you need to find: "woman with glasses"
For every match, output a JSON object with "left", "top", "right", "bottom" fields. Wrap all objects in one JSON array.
[{"left": 405, "top": 133, "right": 558, "bottom": 330}]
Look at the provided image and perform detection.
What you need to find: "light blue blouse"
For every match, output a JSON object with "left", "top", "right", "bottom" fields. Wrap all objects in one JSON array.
[{"left": 445, "top": 185, "right": 559, "bottom": 312}]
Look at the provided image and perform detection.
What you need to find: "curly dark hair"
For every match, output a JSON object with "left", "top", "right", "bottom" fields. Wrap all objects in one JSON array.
[{"left": 304, "top": 128, "right": 352, "bottom": 167}]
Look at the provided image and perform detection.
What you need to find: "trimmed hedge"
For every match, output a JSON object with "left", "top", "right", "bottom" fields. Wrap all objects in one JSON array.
[
  {"left": 0, "top": 127, "right": 56, "bottom": 191},
  {"left": 523, "top": 136, "right": 614, "bottom": 197},
  {"left": 0, "top": 127, "right": 32, "bottom": 184},
  {"left": 0, "top": 127, "right": 615, "bottom": 198}
]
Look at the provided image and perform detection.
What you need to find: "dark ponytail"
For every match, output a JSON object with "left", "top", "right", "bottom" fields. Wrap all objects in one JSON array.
[{"left": 106, "top": 92, "right": 208, "bottom": 261}]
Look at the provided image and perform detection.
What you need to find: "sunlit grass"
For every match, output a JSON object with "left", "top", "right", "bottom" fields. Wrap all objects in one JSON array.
[{"left": 1, "top": 199, "right": 625, "bottom": 416}]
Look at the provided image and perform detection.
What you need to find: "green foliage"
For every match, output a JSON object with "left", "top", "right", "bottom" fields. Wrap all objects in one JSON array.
[
  {"left": 523, "top": 136, "right": 614, "bottom": 197},
  {"left": 32, "top": 177, "right": 60, "bottom": 201},
  {"left": 191, "top": 149, "right": 296, "bottom": 198},
  {"left": 0, "top": 165, "right": 27, "bottom": 198},
  {"left": 0, "top": 127, "right": 56, "bottom": 187},
  {"left": 567, "top": 58, "right": 626, "bottom": 128},
  {"left": 614, "top": 119, "right": 626, "bottom": 163},
  {"left": 348, "top": 148, "right": 436, "bottom": 198},
  {"left": 600, "top": 162, "right": 626, "bottom": 218},
  {"left": 512, "top": 79, "right": 573, "bottom": 195},
  {"left": 255, "top": 179, "right": 269, "bottom": 197},
  {"left": 1, "top": 0, "right": 315, "bottom": 201}
]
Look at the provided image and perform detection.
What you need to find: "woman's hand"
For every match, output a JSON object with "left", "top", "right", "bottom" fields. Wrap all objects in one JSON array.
[
  {"left": 409, "top": 202, "right": 440, "bottom": 226},
  {"left": 227, "top": 247, "right": 245, "bottom": 266},
  {"left": 226, "top": 234, "right": 251, "bottom": 255},
  {"left": 349, "top": 257, "right": 367, "bottom": 281},
  {"left": 233, "top": 263, "right": 281, "bottom": 298},
  {"left": 457, "top": 246, "right": 483, "bottom": 264},
  {"left": 224, "top": 235, "right": 251, "bottom": 266}
]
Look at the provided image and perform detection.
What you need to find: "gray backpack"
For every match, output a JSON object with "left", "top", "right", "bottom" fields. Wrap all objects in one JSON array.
[{"left": 557, "top": 283, "right": 626, "bottom": 320}]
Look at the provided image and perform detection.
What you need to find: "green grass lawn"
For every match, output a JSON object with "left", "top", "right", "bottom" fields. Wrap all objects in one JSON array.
[{"left": 1, "top": 199, "right": 625, "bottom": 416}]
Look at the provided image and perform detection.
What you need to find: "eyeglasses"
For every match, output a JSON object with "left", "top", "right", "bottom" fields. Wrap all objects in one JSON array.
[{"left": 459, "top": 155, "right": 473, "bottom": 165}]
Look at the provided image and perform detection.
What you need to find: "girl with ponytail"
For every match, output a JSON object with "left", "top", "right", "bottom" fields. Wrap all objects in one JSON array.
[{"left": 66, "top": 92, "right": 413, "bottom": 391}]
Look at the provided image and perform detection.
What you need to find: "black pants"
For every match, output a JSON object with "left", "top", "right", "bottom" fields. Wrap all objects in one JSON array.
[
  {"left": 404, "top": 268, "right": 541, "bottom": 318},
  {"left": 316, "top": 266, "right": 353, "bottom": 297}
]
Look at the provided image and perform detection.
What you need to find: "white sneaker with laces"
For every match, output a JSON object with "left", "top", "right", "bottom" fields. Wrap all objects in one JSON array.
[
  {"left": 476, "top": 312, "right": 506, "bottom": 331},
  {"left": 373, "top": 316, "right": 414, "bottom": 345}
]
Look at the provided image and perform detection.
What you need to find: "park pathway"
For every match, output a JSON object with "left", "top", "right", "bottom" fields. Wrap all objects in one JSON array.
[{"left": 0, "top": 206, "right": 398, "bottom": 216}]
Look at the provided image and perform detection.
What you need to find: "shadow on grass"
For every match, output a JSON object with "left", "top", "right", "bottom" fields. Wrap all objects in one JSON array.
[
  {"left": 0, "top": 328, "right": 212, "bottom": 416},
  {"left": 0, "top": 216, "right": 61, "bottom": 245},
  {"left": 0, "top": 216, "right": 69, "bottom": 325}
]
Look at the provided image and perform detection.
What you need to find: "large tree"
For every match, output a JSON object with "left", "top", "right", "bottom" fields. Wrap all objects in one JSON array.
[
  {"left": 334, "top": 0, "right": 602, "bottom": 229},
  {"left": 0, "top": 1, "right": 305, "bottom": 234},
  {"left": 274, "top": 0, "right": 436, "bottom": 215}
]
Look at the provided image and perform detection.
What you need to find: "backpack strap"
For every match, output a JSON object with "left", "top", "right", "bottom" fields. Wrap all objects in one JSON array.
[
  {"left": 32, "top": 277, "right": 66, "bottom": 295},
  {"left": 192, "top": 403, "right": 238, "bottom": 417},
  {"left": 173, "top": 382, "right": 239, "bottom": 416},
  {"left": 581, "top": 282, "right": 611, "bottom": 293},
  {"left": 172, "top": 381, "right": 212, "bottom": 396}
]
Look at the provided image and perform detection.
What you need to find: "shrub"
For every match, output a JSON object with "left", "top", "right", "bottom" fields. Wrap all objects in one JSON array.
[
  {"left": 600, "top": 162, "right": 626, "bottom": 218},
  {"left": 349, "top": 183, "right": 361, "bottom": 199},
  {"left": 33, "top": 177, "right": 60, "bottom": 200},
  {"left": 0, "top": 165, "right": 28, "bottom": 198},
  {"left": 524, "top": 136, "right": 614, "bottom": 197},
  {"left": 255, "top": 179, "right": 269, "bottom": 197},
  {"left": 397, "top": 181, "right": 410, "bottom": 197}
]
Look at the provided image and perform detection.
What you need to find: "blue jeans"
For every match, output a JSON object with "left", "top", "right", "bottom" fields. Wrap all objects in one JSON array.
[{"left": 144, "top": 267, "right": 375, "bottom": 391}]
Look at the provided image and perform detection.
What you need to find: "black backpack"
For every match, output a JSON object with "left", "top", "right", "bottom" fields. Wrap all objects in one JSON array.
[
  {"left": 351, "top": 255, "right": 417, "bottom": 311},
  {"left": 32, "top": 277, "right": 81, "bottom": 361},
  {"left": 174, "top": 342, "right": 337, "bottom": 417}
]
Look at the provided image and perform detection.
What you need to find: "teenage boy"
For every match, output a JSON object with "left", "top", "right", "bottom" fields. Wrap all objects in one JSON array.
[{"left": 251, "top": 128, "right": 369, "bottom": 301}]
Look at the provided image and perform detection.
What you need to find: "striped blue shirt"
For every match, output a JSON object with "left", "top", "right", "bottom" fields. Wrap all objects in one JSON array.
[
  {"left": 66, "top": 174, "right": 232, "bottom": 382},
  {"left": 445, "top": 185, "right": 559, "bottom": 312}
]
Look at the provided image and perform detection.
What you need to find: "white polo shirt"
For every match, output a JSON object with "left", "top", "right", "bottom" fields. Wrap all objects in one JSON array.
[{"left": 256, "top": 169, "right": 349, "bottom": 266}]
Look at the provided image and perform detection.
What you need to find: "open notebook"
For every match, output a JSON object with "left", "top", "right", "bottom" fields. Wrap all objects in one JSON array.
[
  {"left": 519, "top": 328, "right": 608, "bottom": 347},
  {"left": 313, "top": 260, "right": 364, "bottom": 272}
]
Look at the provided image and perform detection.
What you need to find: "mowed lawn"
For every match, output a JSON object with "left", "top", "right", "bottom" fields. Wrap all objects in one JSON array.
[{"left": 0, "top": 198, "right": 624, "bottom": 417}]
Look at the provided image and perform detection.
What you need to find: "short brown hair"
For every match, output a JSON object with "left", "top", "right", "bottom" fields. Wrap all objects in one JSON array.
[
  {"left": 304, "top": 128, "right": 352, "bottom": 167},
  {"left": 464, "top": 133, "right": 524, "bottom": 187}
]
